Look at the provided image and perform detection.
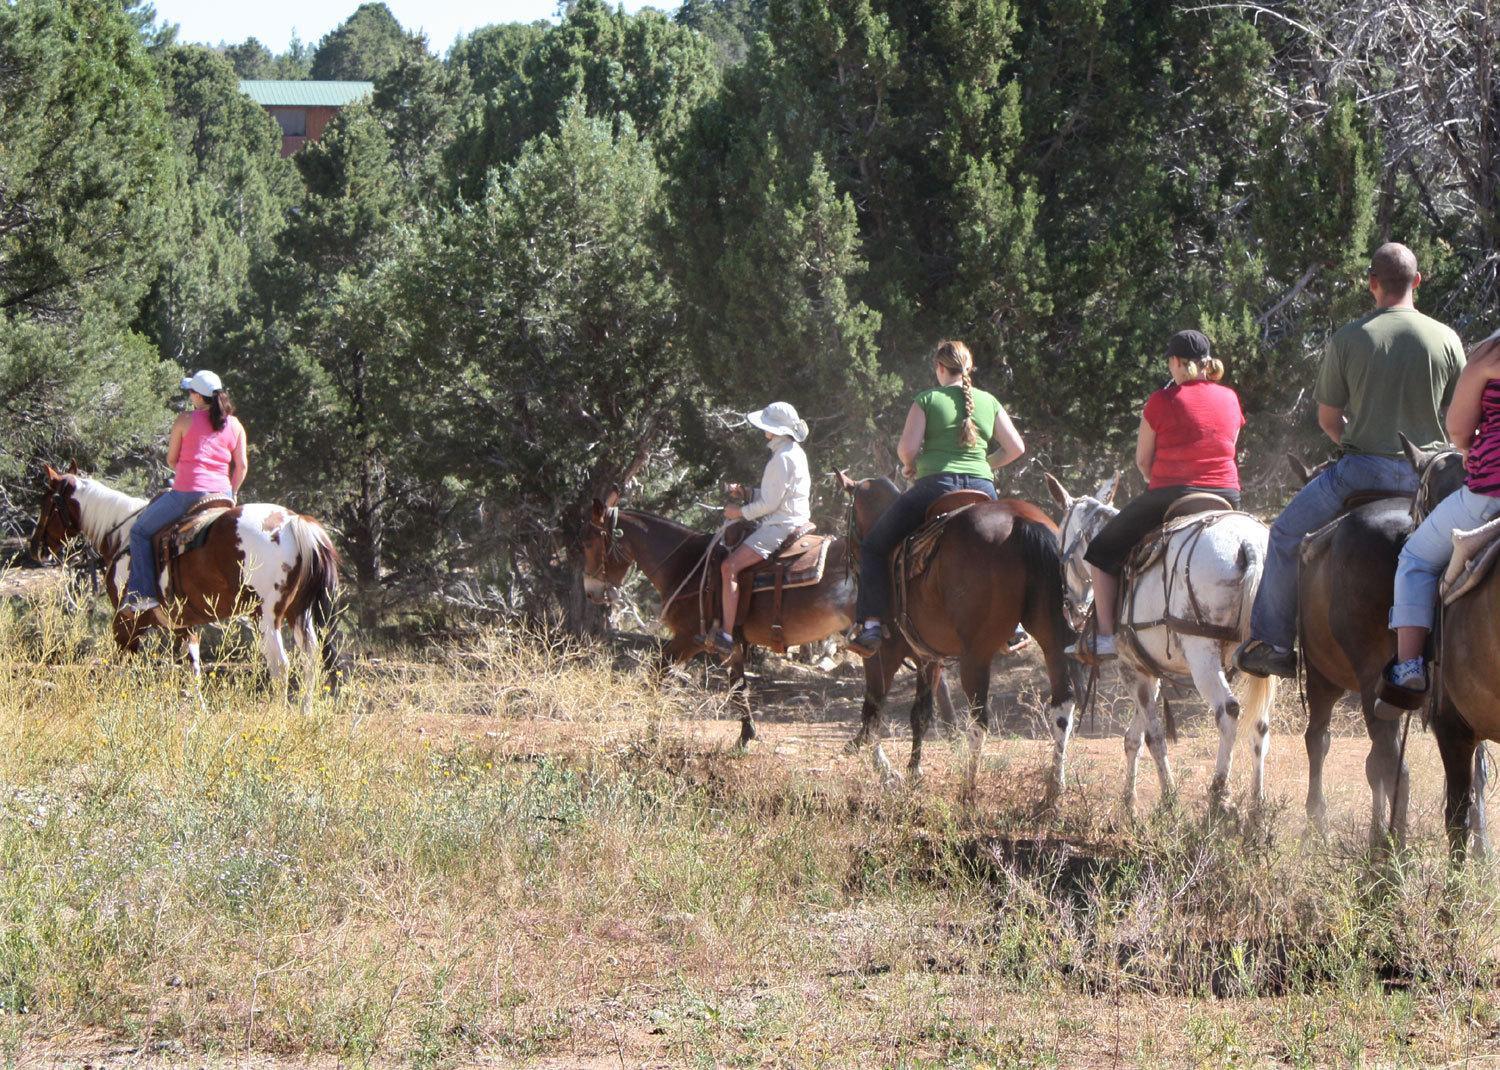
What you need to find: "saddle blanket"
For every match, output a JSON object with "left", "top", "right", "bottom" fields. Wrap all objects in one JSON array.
[
  {"left": 155, "top": 499, "right": 235, "bottom": 565},
  {"left": 1443, "top": 515, "right": 1500, "bottom": 605},
  {"left": 747, "top": 532, "right": 831, "bottom": 592}
]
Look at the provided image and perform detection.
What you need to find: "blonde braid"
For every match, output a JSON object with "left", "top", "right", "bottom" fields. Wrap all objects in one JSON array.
[{"left": 957, "top": 368, "right": 979, "bottom": 447}]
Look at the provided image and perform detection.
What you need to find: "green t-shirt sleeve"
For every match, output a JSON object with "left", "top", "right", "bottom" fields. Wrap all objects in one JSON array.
[
  {"left": 1314, "top": 337, "right": 1349, "bottom": 409},
  {"left": 1441, "top": 333, "right": 1467, "bottom": 407}
]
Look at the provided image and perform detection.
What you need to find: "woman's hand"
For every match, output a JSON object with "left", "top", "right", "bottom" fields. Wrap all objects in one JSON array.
[{"left": 724, "top": 504, "right": 744, "bottom": 521}]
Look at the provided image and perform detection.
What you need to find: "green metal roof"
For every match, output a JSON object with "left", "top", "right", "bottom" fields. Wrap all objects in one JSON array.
[{"left": 239, "top": 80, "right": 374, "bottom": 107}]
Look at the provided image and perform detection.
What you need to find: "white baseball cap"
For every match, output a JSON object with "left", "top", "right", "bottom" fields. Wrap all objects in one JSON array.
[
  {"left": 181, "top": 370, "right": 224, "bottom": 396},
  {"left": 745, "top": 401, "right": 809, "bottom": 442}
]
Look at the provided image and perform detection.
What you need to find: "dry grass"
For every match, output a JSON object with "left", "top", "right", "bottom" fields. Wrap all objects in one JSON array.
[{"left": 3, "top": 581, "right": 1500, "bottom": 1068}]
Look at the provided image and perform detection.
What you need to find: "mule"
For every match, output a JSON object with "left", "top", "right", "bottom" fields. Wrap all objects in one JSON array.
[
  {"left": 1046, "top": 474, "right": 1276, "bottom": 815},
  {"left": 29, "top": 465, "right": 341, "bottom": 702},
  {"left": 837, "top": 474, "right": 1076, "bottom": 800},
  {"left": 581, "top": 490, "right": 868, "bottom": 747},
  {"left": 1291, "top": 439, "right": 1472, "bottom": 849}
]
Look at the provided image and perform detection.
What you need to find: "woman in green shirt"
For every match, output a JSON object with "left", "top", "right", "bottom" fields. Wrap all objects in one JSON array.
[{"left": 848, "top": 339, "right": 1026, "bottom": 656}]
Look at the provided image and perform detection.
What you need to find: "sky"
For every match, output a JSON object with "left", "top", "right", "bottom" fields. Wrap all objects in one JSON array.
[{"left": 151, "top": 0, "right": 670, "bottom": 56}]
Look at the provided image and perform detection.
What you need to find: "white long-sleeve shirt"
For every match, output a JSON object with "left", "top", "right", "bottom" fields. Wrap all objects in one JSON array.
[{"left": 741, "top": 436, "right": 812, "bottom": 528}]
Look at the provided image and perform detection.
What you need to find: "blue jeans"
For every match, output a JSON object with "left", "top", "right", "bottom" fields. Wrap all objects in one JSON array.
[
  {"left": 1249, "top": 454, "right": 1419, "bottom": 650},
  {"left": 856, "top": 473, "right": 996, "bottom": 621},
  {"left": 1390, "top": 486, "right": 1500, "bottom": 632},
  {"left": 125, "top": 490, "right": 216, "bottom": 602}
]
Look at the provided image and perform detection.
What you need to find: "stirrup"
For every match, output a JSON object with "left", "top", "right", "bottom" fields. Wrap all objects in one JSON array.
[
  {"left": 846, "top": 623, "right": 883, "bottom": 657},
  {"left": 1373, "top": 658, "right": 1428, "bottom": 720}
]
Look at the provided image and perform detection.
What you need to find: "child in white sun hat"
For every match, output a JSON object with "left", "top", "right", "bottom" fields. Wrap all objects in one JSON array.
[{"left": 709, "top": 402, "right": 813, "bottom": 655}]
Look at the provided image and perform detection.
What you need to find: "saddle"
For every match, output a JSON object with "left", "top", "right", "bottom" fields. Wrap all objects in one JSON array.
[
  {"left": 1442, "top": 515, "right": 1500, "bottom": 605},
  {"left": 887, "top": 497, "right": 993, "bottom": 660},
  {"left": 153, "top": 497, "right": 235, "bottom": 575},
  {"left": 713, "top": 522, "right": 832, "bottom": 651}
]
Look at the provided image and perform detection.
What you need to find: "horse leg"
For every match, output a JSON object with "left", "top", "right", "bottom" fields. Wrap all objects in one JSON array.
[
  {"left": 730, "top": 642, "right": 754, "bottom": 747},
  {"left": 1472, "top": 744, "right": 1491, "bottom": 861},
  {"left": 1134, "top": 674, "right": 1176, "bottom": 806},
  {"left": 259, "top": 609, "right": 290, "bottom": 696},
  {"left": 1184, "top": 639, "right": 1240, "bottom": 816},
  {"left": 1121, "top": 671, "right": 1148, "bottom": 816},
  {"left": 1362, "top": 700, "right": 1408, "bottom": 854},
  {"left": 1303, "top": 667, "right": 1340, "bottom": 839},
  {"left": 958, "top": 654, "right": 992, "bottom": 805},
  {"left": 908, "top": 659, "right": 940, "bottom": 783},
  {"left": 1022, "top": 580, "right": 1076, "bottom": 802},
  {"left": 183, "top": 629, "right": 203, "bottom": 679},
  {"left": 1433, "top": 699, "right": 1479, "bottom": 863},
  {"left": 848, "top": 635, "right": 905, "bottom": 754},
  {"left": 291, "top": 617, "right": 320, "bottom": 714}
]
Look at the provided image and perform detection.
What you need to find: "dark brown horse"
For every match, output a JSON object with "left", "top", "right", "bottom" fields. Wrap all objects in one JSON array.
[
  {"left": 581, "top": 490, "right": 872, "bottom": 747},
  {"left": 1294, "top": 441, "right": 1468, "bottom": 848},
  {"left": 837, "top": 474, "right": 1077, "bottom": 799}
]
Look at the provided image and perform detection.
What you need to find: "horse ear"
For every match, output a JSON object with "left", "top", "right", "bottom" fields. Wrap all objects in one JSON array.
[
  {"left": 1043, "top": 472, "right": 1072, "bottom": 511},
  {"left": 42, "top": 464, "right": 60, "bottom": 486},
  {"left": 603, "top": 486, "right": 621, "bottom": 509},
  {"left": 66, "top": 459, "right": 79, "bottom": 474},
  {"left": 834, "top": 469, "right": 857, "bottom": 494},
  {"left": 1286, "top": 453, "right": 1314, "bottom": 486},
  {"left": 590, "top": 499, "right": 606, "bottom": 523},
  {"left": 1095, "top": 472, "right": 1121, "bottom": 505},
  {"left": 1398, "top": 432, "right": 1428, "bottom": 473}
]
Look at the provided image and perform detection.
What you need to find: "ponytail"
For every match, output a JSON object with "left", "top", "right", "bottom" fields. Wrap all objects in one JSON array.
[
  {"left": 1182, "top": 357, "right": 1226, "bottom": 383},
  {"left": 933, "top": 339, "right": 980, "bottom": 447},
  {"left": 208, "top": 389, "right": 235, "bottom": 432}
]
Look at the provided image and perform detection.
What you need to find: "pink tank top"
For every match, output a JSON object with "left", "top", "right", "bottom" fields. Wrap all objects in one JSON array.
[{"left": 173, "top": 410, "right": 244, "bottom": 493}]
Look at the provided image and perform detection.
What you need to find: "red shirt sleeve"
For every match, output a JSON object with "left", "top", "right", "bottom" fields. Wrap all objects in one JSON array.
[{"left": 1143, "top": 387, "right": 1170, "bottom": 432}]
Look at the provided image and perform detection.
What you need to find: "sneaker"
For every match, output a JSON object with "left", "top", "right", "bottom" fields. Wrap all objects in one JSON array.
[
  {"left": 707, "top": 629, "right": 735, "bottom": 656},
  {"left": 1006, "top": 626, "right": 1031, "bottom": 654},
  {"left": 1374, "top": 657, "right": 1428, "bottom": 721},
  {"left": 1065, "top": 632, "right": 1116, "bottom": 661},
  {"left": 846, "top": 622, "right": 884, "bottom": 658},
  {"left": 120, "top": 596, "right": 159, "bottom": 615},
  {"left": 1233, "top": 639, "right": 1296, "bottom": 679}
]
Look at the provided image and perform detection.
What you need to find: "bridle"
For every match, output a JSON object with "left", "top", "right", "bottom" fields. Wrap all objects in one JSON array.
[
  {"left": 1058, "top": 497, "right": 1114, "bottom": 628},
  {"left": 584, "top": 505, "right": 630, "bottom": 584},
  {"left": 1411, "top": 448, "right": 1464, "bottom": 526}
]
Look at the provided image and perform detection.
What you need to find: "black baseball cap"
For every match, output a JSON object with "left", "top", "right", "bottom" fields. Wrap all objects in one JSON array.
[{"left": 1165, "top": 330, "right": 1211, "bottom": 362}]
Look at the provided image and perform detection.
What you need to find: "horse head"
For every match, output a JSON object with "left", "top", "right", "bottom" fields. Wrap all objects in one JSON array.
[
  {"left": 28, "top": 463, "right": 84, "bottom": 563},
  {"left": 1400, "top": 433, "right": 1466, "bottom": 522},
  {"left": 1044, "top": 471, "right": 1120, "bottom": 628},
  {"left": 1286, "top": 452, "right": 1332, "bottom": 487},
  {"left": 580, "top": 488, "right": 630, "bottom": 605},
  {"left": 834, "top": 469, "right": 901, "bottom": 540}
]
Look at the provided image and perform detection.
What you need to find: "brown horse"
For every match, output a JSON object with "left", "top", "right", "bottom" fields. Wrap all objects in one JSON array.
[
  {"left": 1293, "top": 441, "right": 1468, "bottom": 848},
  {"left": 29, "top": 465, "right": 341, "bottom": 702},
  {"left": 837, "top": 474, "right": 1077, "bottom": 799},
  {"left": 581, "top": 490, "right": 874, "bottom": 746}
]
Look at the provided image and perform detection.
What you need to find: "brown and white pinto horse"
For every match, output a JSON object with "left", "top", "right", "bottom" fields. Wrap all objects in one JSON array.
[
  {"left": 838, "top": 474, "right": 1077, "bottom": 800},
  {"left": 29, "top": 465, "right": 341, "bottom": 701}
]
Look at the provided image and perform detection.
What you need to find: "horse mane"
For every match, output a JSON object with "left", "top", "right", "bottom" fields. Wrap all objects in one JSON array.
[
  {"left": 71, "top": 477, "right": 148, "bottom": 550},
  {"left": 997, "top": 497, "right": 1058, "bottom": 533}
]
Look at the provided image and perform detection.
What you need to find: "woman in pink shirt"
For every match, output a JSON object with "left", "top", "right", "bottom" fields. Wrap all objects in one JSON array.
[{"left": 122, "top": 370, "right": 248, "bottom": 613}]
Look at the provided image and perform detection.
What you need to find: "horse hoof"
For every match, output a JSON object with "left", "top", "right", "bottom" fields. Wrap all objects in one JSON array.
[{"left": 843, "top": 736, "right": 867, "bottom": 756}]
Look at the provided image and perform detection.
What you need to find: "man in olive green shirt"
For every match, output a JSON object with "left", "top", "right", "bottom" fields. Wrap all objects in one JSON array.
[{"left": 1237, "top": 243, "right": 1465, "bottom": 679}]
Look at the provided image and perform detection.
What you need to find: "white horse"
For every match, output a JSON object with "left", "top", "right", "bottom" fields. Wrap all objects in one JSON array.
[
  {"left": 1046, "top": 474, "right": 1277, "bottom": 814},
  {"left": 30, "top": 465, "right": 341, "bottom": 704}
]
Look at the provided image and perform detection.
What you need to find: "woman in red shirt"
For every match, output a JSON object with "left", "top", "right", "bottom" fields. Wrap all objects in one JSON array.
[{"left": 1077, "top": 330, "right": 1245, "bottom": 658}]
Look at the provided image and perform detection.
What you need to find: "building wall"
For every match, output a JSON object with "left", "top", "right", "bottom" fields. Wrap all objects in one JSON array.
[{"left": 264, "top": 105, "right": 346, "bottom": 157}]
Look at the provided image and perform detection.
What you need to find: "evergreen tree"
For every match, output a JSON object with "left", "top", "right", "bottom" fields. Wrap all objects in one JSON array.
[
  {"left": 0, "top": 0, "right": 180, "bottom": 482},
  {"left": 222, "top": 37, "right": 275, "bottom": 79},
  {"left": 409, "top": 102, "right": 696, "bottom": 625},
  {"left": 310, "top": 2, "right": 419, "bottom": 82}
]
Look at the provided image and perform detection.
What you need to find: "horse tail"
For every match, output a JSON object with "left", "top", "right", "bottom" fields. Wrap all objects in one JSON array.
[
  {"left": 1015, "top": 517, "right": 1077, "bottom": 696},
  {"left": 1233, "top": 530, "right": 1276, "bottom": 731},
  {"left": 285, "top": 515, "right": 344, "bottom": 682}
]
